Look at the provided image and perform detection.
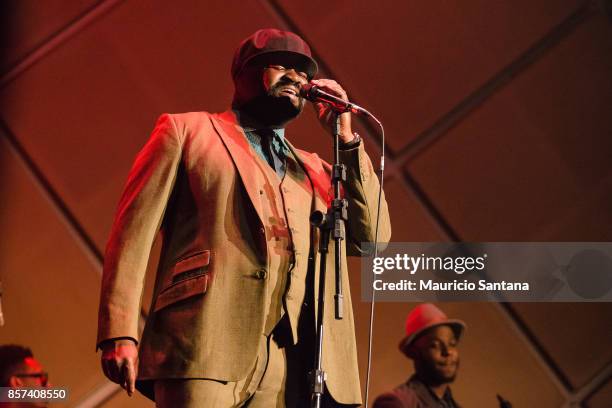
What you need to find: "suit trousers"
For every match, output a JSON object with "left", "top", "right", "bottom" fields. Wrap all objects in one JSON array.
[
  {"left": 153, "top": 314, "right": 353, "bottom": 408},
  {"left": 154, "top": 329, "right": 283, "bottom": 407}
]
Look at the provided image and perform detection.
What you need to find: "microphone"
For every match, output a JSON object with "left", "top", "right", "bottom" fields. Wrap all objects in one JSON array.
[{"left": 300, "top": 84, "right": 366, "bottom": 115}]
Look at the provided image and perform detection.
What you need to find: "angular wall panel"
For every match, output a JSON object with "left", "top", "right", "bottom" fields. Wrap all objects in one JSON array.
[
  {"left": 1, "top": 0, "right": 100, "bottom": 73},
  {"left": 0, "top": 133, "right": 106, "bottom": 406},
  {"left": 407, "top": 14, "right": 612, "bottom": 241},
  {"left": 381, "top": 179, "right": 447, "bottom": 242},
  {"left": 586, "top": 378, "right": 612, "bottom": 407},
  {"left": 513, "top": 303, "right": 612, "bottom": 389},
  {"left": 276, "top": 0, "right": 584, "bottom": 152}
]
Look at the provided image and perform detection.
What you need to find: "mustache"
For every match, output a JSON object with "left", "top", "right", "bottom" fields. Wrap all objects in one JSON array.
[{"left": 269, "top": 78, "right": 303, "bottom": 94}]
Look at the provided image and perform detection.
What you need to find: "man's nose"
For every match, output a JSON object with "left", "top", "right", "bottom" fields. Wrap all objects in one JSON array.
[{"left": 283, "top": 69, "right": 307, "bottom": 84}]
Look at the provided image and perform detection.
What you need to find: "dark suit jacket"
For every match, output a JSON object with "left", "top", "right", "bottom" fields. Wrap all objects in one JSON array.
[{"left": 373, "top": 376, "right": 461, "bottom": 408}]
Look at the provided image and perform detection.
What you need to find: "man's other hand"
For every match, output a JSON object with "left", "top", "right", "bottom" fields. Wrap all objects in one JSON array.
[{"left": 100, "top": 339, "right": 138, "bottom": 396}]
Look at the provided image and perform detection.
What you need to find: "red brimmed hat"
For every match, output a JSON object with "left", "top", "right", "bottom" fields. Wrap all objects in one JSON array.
[
  {"left": 231, "top": 28, "right": 318, "bottom": 81},
  {"left": 399, "top": 303, "right": 466, "bottom": 352}
]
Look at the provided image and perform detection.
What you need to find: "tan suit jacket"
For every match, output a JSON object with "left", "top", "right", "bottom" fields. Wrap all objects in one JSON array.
[{"left": 97, "top": 110, "right": 391, "bottom": 404}]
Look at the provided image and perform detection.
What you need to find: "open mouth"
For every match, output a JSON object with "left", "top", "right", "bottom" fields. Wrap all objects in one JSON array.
[{"left": 279, "top": 86, "right": 299, "bottom": 97}]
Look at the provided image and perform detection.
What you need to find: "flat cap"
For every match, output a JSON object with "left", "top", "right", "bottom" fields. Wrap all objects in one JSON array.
[{"left": 231, "top": 28, "right": 318, "bottom": 80}]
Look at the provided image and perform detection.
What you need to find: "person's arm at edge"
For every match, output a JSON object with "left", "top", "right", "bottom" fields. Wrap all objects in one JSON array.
[{"left": 97, "top": 113, "right": 183, "bottom": 395}]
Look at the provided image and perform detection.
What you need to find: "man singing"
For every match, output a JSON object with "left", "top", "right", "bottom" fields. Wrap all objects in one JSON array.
[{"left": 97, "top": 28, "right": 391, "bottom": 407}]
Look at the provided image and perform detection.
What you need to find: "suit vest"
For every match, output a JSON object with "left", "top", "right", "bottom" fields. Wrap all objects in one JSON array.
[{"left": 254, "top": 140, "right": 314, "bottom": 343}]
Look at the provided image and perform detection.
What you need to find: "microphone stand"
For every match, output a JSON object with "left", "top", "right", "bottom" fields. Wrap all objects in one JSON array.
[{"left": 309, "top": 109, "right": 349, "bottom": 408}]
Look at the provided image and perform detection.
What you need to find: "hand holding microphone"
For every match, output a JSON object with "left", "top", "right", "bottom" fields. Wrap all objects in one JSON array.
[
  {"left": 300, "top": 79, "right": 358, "bottom": 143},
  {"left": 300, "top": 80, "right": 366, "bottom": 115}
]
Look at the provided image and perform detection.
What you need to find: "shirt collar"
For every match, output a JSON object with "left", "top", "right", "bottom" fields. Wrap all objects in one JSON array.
[{"left": 233, "top": 109, "right": 285, "bottom": 140}]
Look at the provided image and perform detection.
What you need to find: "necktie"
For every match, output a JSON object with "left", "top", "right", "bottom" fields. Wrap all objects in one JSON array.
[{"left": 258, "top": 129, "right": 286, "bottom": 177}]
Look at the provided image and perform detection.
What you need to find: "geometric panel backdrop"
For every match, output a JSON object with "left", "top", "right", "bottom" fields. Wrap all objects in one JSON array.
[{"left": 1, "top": 1, "right": 611, "bottom": 406}]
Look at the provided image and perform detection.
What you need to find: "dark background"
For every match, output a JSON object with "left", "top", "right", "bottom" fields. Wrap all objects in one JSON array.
[{"left": 0, "top": 1, "right": 611, "bottom": 406}]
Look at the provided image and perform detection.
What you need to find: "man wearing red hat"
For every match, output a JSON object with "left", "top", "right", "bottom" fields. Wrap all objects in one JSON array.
[
  {"left": 373, "top": 304, "right": 465, "bottom": 408},
  {"left": 96, "top": 28, "right": 391, "bottom": 407}
]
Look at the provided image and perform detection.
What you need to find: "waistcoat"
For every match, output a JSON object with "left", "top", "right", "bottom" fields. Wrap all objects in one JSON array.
[{"left": 254, "top": 141, "right": 314, "bottom": 343}]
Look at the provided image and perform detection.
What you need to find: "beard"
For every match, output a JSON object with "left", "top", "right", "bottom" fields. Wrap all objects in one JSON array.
[
  {"left": 238, "top": 80, "right": 305, "bottom": 128},
  {"left": 416, "top": 358, "right": 459, "bottom": 386}
]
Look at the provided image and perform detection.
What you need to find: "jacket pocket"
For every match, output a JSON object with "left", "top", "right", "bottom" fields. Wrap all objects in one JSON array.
[{"left": 154, "top": 250, "right": 211, "bottom": 312}]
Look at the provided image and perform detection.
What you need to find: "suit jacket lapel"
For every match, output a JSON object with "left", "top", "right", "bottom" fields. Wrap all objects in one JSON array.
[
  {"left": 210, "top": 110, "right": 330, "bottom": 245},
  {"left": 210, "top": 110, "right": 266, "bottom": 226},
  {"left": 284, "top": 139, "right": 330, "bottom": 214}
]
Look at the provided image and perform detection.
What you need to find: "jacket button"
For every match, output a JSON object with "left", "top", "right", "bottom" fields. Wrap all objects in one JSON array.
[
  {"left": 255, "top": 268, "right": 267, "bottom": 280},
  {"left": 259, "top": 226, "right": 265, "bottom": 235}
]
